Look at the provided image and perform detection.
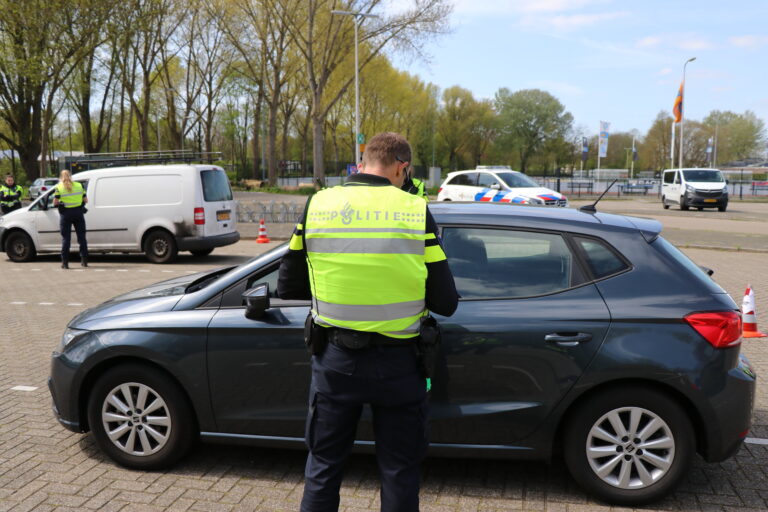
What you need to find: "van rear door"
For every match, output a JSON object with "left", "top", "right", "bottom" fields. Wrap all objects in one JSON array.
[{"left": 199, "top": 168, "right": 236, "bottom": 237}]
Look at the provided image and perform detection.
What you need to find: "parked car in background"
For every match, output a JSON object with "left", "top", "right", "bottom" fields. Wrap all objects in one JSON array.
[
  {"left": 437, "top": 166, "right": 568, "bottom": 206},
  {"left": 48, "top": 202, "right": 753, "bottom": 505},
  {"left": 28, "top": 178, "right": 59, "bottom": 200},
  {"left": 661, "top": 168, "right": 728, "bottom": 211},
  {"left": 0, "top": 164, "right": 239, "bottom": 263}
]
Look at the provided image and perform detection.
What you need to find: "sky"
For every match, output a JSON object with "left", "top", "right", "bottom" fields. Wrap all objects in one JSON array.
[{"left": 387, "top": 0, "right": 768, "bottom": 136}]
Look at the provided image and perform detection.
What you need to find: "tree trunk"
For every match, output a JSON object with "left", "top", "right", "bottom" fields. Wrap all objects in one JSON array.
[
  {"left": 267, "top": 102, "right": 279, "bottom": 187},
  {"left": 251, "top": 95, "right": 262, "bottom": 180}
]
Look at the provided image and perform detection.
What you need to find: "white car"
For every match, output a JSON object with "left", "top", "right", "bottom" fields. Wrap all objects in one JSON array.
[
  {"left": 437, "top": 166, "right": 568, "bottom": 206},
  {"left": 0, "top": 164, "right": 239, "bottom": 263}
]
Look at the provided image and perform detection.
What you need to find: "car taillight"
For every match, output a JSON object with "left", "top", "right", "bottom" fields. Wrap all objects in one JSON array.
[
  {"left": 41, "top": 187, "right": 47, "bottom": 191},
  {"left": 194, "top": 207, "right": 205, "bottom": 225},
  {"left": 684, "top": 311, "right": 742, "bottom": 348},
  {"left": 438, "top": 187, "right": 442, "bottom": 195}
]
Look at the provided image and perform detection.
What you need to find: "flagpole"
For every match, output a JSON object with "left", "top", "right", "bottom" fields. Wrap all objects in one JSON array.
[
  {"left": 631, "top": 137, "right": 635, "bottom": 179},
  {"left": 670, "top": 119, "right": 676, "bottom": 168},
  {"left": 679, "top": 57, "right": 696, "bottom": 169}
]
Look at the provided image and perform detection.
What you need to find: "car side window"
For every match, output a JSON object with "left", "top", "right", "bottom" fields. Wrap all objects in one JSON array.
[
  {"left": 477, "top": 173, "right": 499, "bottom": 188},
  {"left": 220, "top": 265, "right": 280, "bottom": 307},
  {"left": 442, "top": 227, "right": 585, "bottom": 299},
  {"left": 663, "top": 172, "right": 674, "bottom": 184},
  {"left": 574, "top": 237, "right": 629, "bottom": 280},
  {"left": 448, "top": 173, "right": 478, "bottom": 186}
]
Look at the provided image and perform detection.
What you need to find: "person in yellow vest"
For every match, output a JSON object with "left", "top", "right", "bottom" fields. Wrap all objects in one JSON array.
[
  {"left": 401, "top": 171, "right": 429, "bottom": 202},
  {"left": 0, "top": 174, "right": 24, "bottom": 214},
  {"left": 278, "top": 132, "right": 458, "bottom": 512},
  {"left": 53, "top": 170, "right": 88, "bottom": 269}
]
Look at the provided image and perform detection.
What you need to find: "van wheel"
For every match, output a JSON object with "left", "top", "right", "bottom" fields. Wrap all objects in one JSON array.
[
  {"left": 190, "top": 249, "right": 213, "bottom": 257},
  {"left": 563, "top": 387, "right": 694, "bottom": 506},
  {"left": 679, "top": 197, "right": 689, "bottom": 211},
  {"left": 661, "top": 196, "right": 669, "bottom": 210},
  {"left": 143, "top": 230, "right": 178, "bottom": 264},
  {"left": 5, "top": 231, "right": 36, "bottom": 262},
  {"left": 718, "top": 205, "right": 727, "bottom": 212}
]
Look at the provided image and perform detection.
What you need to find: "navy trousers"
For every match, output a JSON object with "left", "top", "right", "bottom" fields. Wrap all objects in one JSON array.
[
  {"left": 59, "top": 207, "right": 88, "bottom": 263},
  {"left": 300, "top": 342, "right": 428, "bottom": 512}
]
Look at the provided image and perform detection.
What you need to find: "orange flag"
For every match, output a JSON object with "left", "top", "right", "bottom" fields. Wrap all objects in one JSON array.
[{"left": 672, "top": 82, "right": 683, "bottom": 123}]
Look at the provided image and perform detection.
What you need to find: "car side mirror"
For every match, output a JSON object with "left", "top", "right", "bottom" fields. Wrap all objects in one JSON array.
[
  {"left": 243, "top": 283, "right": 270, "bottom": 319},
  {"left": 490, "top": 182, "right": 501, "bottom": 190}
]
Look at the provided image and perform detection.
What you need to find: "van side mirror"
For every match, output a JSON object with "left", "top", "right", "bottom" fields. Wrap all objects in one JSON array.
[{"left": 243, "top": 283, "right": 270, "bottom": 319}]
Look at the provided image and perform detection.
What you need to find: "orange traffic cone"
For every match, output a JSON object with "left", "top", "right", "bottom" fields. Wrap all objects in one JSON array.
[
  {"left": 742, "top": 285, "right": 767, "bottom": 338},
  {"left": 256, "top": 218, "right": 271, "bottom": 244}
]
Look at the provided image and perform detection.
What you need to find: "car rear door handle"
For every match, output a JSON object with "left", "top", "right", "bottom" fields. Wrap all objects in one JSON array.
[{"left": 544, "top": 332, "right": 593, "bottom": 347}]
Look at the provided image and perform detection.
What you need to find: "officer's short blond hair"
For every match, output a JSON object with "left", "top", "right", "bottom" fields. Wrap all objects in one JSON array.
[{"left": 362, "top": 132, "right": 411, "bottom": 167}]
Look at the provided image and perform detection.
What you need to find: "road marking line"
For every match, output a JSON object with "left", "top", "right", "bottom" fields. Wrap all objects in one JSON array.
[
  {"left": 116, "top": 269, "right": 128, "bottom": 272},
  {"left": 11, "top": 386, "right": 37, "bottom": 392},
  {"left": 30, "top": 269, "right": 41, "bottom": 271},
  {"left": 185, "top": 271, "right": 196, "bottom": 274},
  {"left": 67, "top": 303, "right": 84, "bottom": 306},
  {"left": 38, "top": 302, "right": 54, "bottom": 306},
  {"left": 73, "top": 269, "right": 84, "bottom": 272},
  {"left": 161, "top": 270, "right": 174, "bottom": 273},
  {"left": 9, "top": 301, "right": 26, "bottom": 305},
  {"left": 745, "top": 437, "right": 768, "bottom": 445},
  {"left": 138, "top": 270, "right": 150, "bottom": 272},
  {"left": 94, "top": 269, "right": 106, "bottom": 272}
]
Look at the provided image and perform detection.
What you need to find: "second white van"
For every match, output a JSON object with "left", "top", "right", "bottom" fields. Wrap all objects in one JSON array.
[
  {"left": 0, "top": 164, "right": 240, "bottom": 263},
  {"left": 661, "top": 168, "right": 728, "bottom": 212}
]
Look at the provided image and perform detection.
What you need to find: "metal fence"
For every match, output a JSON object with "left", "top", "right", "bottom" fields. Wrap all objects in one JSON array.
[{"left": 236, "top": 201, "right": 304, "bottom": 224}]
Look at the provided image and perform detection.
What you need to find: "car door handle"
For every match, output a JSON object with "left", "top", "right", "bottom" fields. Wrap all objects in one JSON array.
[{"left": 544, "top": 332, "right": 593, "bottom": 346}]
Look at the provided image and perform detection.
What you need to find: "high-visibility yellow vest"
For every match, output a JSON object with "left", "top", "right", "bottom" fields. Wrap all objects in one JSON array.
[
  {"left": 0, "top": 184, "right": 23, "bottom": 206},
  {"left": 55, "top": 182, "right": 85, "bottom": 208},
  {"left": 295, "top": 184, "right": 431, "bottom": 338},
  {"left": 412, "top": 178, "right": 429, "bottom": 202}
]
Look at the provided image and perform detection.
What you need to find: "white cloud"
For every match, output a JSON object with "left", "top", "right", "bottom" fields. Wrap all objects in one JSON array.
[
  {"left": 636, "top": 36, "right": 662, "bottom": 48},
  {"left": 729, "top": 35, "right": 768, "bottom": 48},
  {"left": 658, "top": 68, "right": 672, "bottom": 76},
  {"left": 677, "top": 37, "right": 714, "bottom": 51},
  {"left": 530, "top": 80, "right": 584, "bottom": 96},
  {"left": 520, "top": 11, "right": 628, "bottom": 32}
]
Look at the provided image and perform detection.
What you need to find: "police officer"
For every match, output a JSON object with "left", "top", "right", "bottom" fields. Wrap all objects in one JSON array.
[
  {"left": 278, "top": 132, "right": 458, "bottom": 512},
  {"left": 402, "top": 172, "right": 429, "bottom": 202},
  {"left": 53, "top": 170, "right": 88, "bottom": 269},
  {"left": 0, "top": 174, "right": 23, "bottom": 214}
]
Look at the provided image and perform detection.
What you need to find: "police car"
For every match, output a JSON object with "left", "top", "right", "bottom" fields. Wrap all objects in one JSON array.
[{"left": 436, "top": 166, "right": 568, "bottom": 206}]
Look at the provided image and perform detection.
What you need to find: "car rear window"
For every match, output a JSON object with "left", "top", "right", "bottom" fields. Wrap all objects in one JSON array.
[
  {"left": 201, "top": 169, "right": 233, "bottom": 202},
  {"left": 442, "top": 227, "right": 585, "bottom": 298},
  {"left": 652, "top": 237, "right": 725, "bottom": 294},
  {"left": 573, "top": 237, "right": 629, "bottom": 279}
]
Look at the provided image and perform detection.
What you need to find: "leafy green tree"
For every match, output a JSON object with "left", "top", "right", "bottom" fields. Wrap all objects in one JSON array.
[
  {"left": 494, "top": 88, "right": 573, "bottom": 173},
  {"left": 703, "top": 110, "right": 766, "bottom": 164}
]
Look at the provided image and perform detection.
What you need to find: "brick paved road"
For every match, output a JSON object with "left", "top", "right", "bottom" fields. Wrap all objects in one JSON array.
[{"left": 1, "top": 212, "right": 767, "bottom": 511}]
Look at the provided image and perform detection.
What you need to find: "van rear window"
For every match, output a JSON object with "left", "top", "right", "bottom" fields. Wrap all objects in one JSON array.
[{"left": 201, "top": 169, "right": 233, "bottom": 202}]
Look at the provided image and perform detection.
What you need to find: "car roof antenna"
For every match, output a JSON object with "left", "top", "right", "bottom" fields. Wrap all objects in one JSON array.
[{"left": 579, "top": 179, "right": 618, "bottom": 213}]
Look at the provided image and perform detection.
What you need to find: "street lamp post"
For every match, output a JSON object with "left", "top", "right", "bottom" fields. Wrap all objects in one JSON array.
[
  {"left": 679, "top": 57, "right": 696, "bottom": 169},
  {"left": 331, "top": 9, "right": 380, "bottom": 166}
]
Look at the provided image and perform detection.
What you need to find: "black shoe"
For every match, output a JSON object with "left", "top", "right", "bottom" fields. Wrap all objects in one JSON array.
[
  {"left": 61, "top": 262, "right": 69, "bottom": 269},
  {"left": 81, "top": 259, "right": 88, "bottom": 268}
]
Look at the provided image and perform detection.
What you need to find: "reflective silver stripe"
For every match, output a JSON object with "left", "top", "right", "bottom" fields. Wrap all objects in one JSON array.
[
  {"left": 382, "top": 319, "right": 423, "bottom": 336},
  {"left": 315, "top": 299, "right": 425, "bottom": 321},
  {"left": 305, "top": 227, "right": 424, "bottom": 235},
  {"left": 59, "top": 192, "right": 82, "bottom": 197},
  {"left": 306, "top": 237, "right": 423, "bottom": 254}
]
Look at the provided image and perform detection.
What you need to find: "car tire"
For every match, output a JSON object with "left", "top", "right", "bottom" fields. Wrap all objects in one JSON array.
[
  {"left": 87, "top": 363, "right": 195, "bottom": 470},
  {"left": 661, "top": 196, "right": 669, "bottom": 210},
  {"left": 563, "top": 386, "right": 694, "bottom": 506},
  {"left": 190, "top": 248, "right": 213, "bottom": 257},
  {"left": 143, "top": 229, "right": 178, "bottom": 264},
  {"left": 718, "top": 204, "right": 727, "bottom": 212},
  {"left": 680, "top": 196, "right": 689, "bottom": 211},
  {"left": 5, "top": 231, "right": 37, "bottom": 262}
]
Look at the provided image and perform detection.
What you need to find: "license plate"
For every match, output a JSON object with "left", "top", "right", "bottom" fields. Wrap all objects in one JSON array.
[
  {"left": 704, "top": 199, "right": 716, "bottom": 203},
  {"left": 217, "top": 210, "right": 231, "bottom": 221}
]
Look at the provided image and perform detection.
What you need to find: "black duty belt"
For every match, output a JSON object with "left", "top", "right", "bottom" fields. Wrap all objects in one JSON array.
[{"left": 327, "top": 327, "right": 414, "bottom": 350}]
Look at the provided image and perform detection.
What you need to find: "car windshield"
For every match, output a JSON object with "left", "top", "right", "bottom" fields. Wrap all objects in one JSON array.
[
  {"left": 497, "top": 172, "right": 539, "bottom": 188},
  {"left": 682, "top": 170, "right": 724, "bottom": 183}
]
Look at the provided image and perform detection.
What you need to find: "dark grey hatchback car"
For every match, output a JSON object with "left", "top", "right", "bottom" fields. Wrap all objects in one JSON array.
[{"left": 48, "top": 202, "right": 755, "bottom": 505}]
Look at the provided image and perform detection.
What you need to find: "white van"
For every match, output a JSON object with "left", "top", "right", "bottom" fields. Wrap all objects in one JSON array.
[
  {"left": 661, "top": 168, "right": 728, "bottom": 212},
  {"left": 0, "top": 164, "right": 239, "bottom": 263}
]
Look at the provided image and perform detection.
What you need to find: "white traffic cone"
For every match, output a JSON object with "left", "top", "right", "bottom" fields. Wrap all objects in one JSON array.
[{"left": 742, "top": 285, "right": 767, "bottom": 338}]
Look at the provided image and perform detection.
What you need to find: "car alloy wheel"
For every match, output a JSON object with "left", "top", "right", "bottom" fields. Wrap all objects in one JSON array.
[
  {"left": 87, "top": 364, "right": 194, "bottom": 469},
  {"left": 586, "top": 406, "right": 675, "bottom": 490},
  {"left": 101, "top": 382, "right": 171, "bottom": 456},
  {"left": 563, "top": 386, "right": 694, "bottom": 506}
]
